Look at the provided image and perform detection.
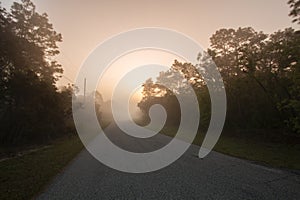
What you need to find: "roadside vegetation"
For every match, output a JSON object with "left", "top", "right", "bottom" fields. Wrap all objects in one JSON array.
[
  {"left": 0, "top": 0, "right": 75, "bottom": 147},
  {"left": 0, "top": 1, "right": 104, "bottom": 199},
  {"left": 161, "top": 126, "right": 300, "bottom": 170},
  {"left": 139, "top": 0, "right": 300, "bottom": 170},
  {"left": 0, "top": 135, "right": 83, "bottom": 200},
  {"left": 0, "top": 0, "right": 299, "bottom": 199}
]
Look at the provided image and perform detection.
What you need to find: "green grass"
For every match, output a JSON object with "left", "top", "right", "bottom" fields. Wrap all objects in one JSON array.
[
  {"left": 213, "top": 136, "right": 300, "bottom": 170},
  {"left": 161, "top": 127, "right": 300, "bottom": 170},
  {"left": 0, "top": 135, "right": 84, "bottom": 200}
]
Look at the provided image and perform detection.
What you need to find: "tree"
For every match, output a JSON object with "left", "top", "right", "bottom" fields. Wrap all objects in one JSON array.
[
  {"left": 270, "top": 28, "right": 300, "bottom": 134},
  {"left": 10, "top": 0, "right": 63, "bottom": 83},
  {"left": 288, "top": 0, "right": 300, "bottom": 24},
  {"left": 0, "top": 0, "right": 70, "bottom": 145},
  {"left": 138, "top": 61, "right": 211, "bottom": 129},
  {"left": 139, "top": 27, "right": 300, "bottom": 135},
  {"left": 208, "top": 27, "right": 268, "bottom": 78},
  {"left": 207, "top": 27, "right": 300, "bottom": 132}
]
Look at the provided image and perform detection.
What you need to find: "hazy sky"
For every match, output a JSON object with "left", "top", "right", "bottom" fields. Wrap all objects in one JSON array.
[{"left": 2, "top": 0, "right": 298, "bottom": 100}]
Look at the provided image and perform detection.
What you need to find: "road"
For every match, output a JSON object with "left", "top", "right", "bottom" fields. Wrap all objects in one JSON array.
[{"left": 37, "top": 123, "right": 300, "bottom": 200}]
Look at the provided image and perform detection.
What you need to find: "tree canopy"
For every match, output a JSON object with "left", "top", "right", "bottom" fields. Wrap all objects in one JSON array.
[
  {"left": 0, "top": 0, "right": 74, "bottom": 145},
  {"left": 288, "top": 0, "right": 300, "bottom": 24},
  {"left": 138, "top": 27, "right": 300, "bottom": 135}
]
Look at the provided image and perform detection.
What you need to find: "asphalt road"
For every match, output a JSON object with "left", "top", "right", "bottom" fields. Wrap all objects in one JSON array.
[{"left": 37, "top": 123, "right": 300, "bottom": 200}]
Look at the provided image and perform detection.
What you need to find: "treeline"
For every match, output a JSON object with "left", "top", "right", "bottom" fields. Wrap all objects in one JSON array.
[
  {"left": 139, "top": 1, "right": 300, "bottom": 137},
  {"left": 138, "top": 27, "right": 300, "bottom": 136},
  {"left": 0, "top": 0, "right": 76, "bottom": 146}
]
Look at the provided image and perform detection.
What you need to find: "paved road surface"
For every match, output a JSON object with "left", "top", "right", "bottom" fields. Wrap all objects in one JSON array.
[{"left": 38, "top": 123, "right": 300, "bottom": 200}]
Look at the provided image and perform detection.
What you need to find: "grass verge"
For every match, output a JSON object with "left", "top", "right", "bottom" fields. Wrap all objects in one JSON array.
[
  {"left": 0, "top": 135, "right": 83, "bottom": 200},
  {"left": 213, "top": 136, "right": 300, "bottom": 170},
  {"left": 161, "top": 126, "right": 300, "bottom": 170}
]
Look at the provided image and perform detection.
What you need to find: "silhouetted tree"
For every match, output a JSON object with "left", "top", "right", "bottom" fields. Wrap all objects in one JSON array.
[
  {"left": 0, "top": 0, "right": 73, "bottom": 145},
  {"left": 288, "top": 0, "right": 300, "bottom": 24},
  {"left": 138, "top": 27, "right": 300, "bottom": 135}
]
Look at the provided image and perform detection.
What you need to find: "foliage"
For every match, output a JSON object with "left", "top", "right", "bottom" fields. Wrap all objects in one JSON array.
[
  {"left": 138, "top": 27, "right": 300, "bottom": 135},
  {"left": 0, "top": 0, "right": 75, "bottom": 145},
  {"left": 138, "top": 61, "right": 211, "bottom": 131},
  {"left": 288, "top": 0, "right": 300, "bottom": 24},
  {"left": 0, "top": 136, "right": 83, "bottom": 200}
]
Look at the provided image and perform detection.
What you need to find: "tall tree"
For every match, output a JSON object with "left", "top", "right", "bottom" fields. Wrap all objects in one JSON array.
[
  {"left": 139, "top": 27, "right": 300, "bottom": 134},
  {"left": 0, "top": 0, "right": 68, "bottom": 145},
  {"left": 9, "top": 0, "right": 63, "bottom": 83}
]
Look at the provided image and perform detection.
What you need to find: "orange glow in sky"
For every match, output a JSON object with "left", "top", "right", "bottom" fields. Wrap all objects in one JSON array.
[{"left": 3, "top": 0, "right": 297, "bottom": 100}]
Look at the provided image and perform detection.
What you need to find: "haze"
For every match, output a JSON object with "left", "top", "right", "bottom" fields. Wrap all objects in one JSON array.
[{"left": 3, "top": 0, "right": 298, "bottom": 102}]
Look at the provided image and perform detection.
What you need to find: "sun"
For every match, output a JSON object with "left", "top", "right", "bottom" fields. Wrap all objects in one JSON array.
[{"left": 130, "top": 87, "right": 144, "bottom": 103}]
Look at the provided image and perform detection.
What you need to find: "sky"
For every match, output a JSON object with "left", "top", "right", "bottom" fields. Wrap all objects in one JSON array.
[{"left": 2, "top": 0, "right": 298, "bottom": 102}]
